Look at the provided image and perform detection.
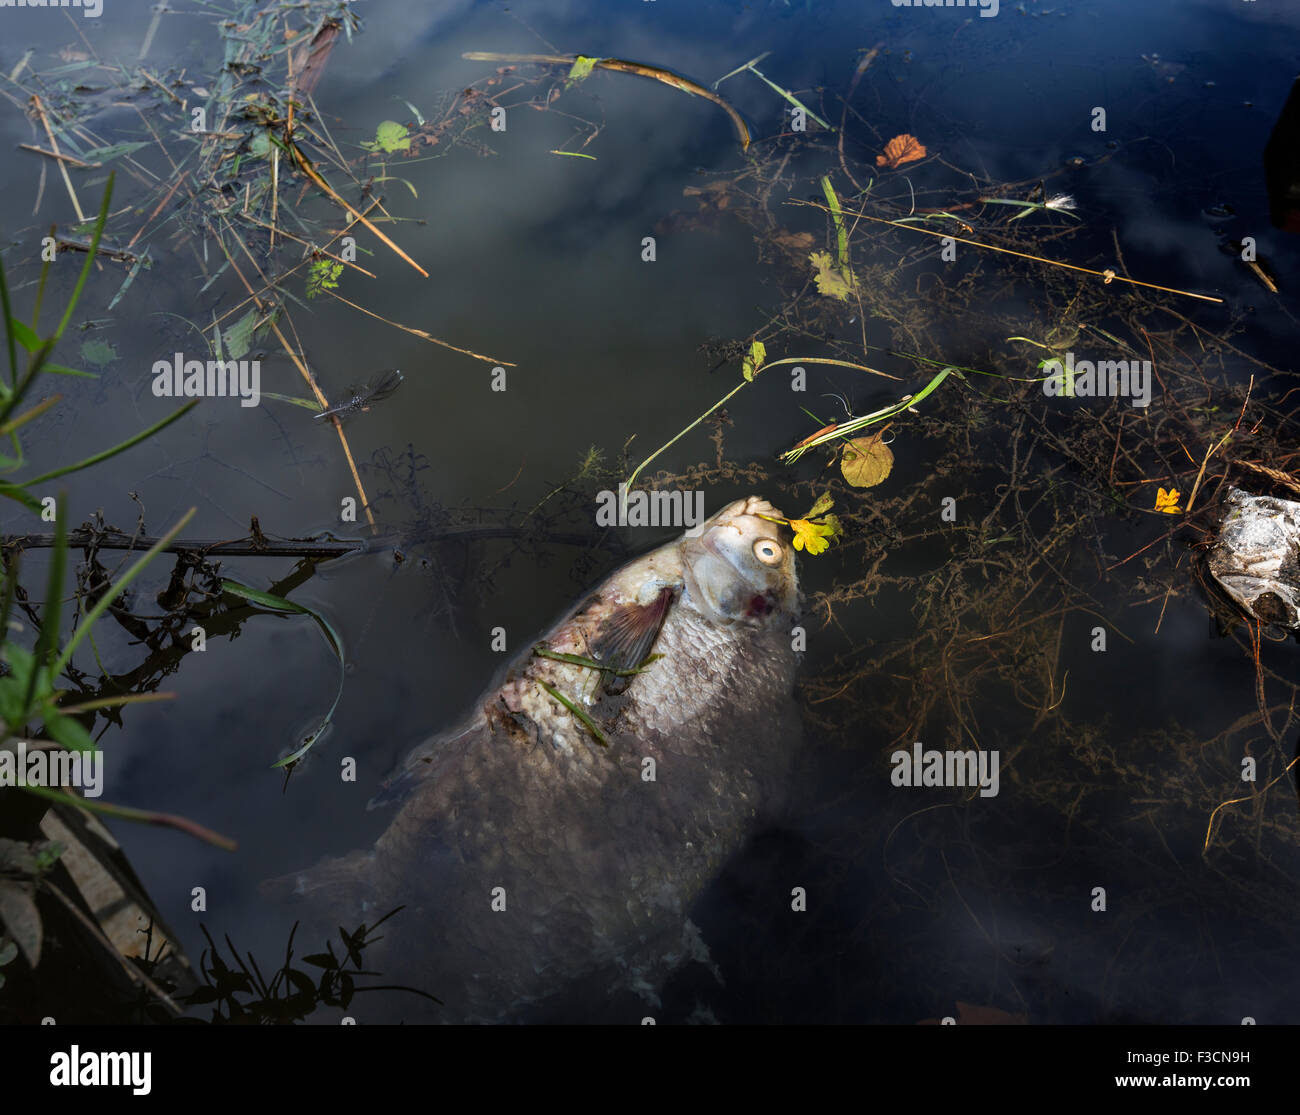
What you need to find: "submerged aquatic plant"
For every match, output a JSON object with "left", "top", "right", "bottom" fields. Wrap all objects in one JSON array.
[{"left": 181, "top": 910, "right": 439, "bottom": 1023}]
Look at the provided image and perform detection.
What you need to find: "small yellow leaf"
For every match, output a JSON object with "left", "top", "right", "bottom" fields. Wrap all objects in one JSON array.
[
  {"left": 841, "top": 433, "right": 894, "bottom": 488},
  {"left": 810, "top": 250, "right": 854, "bottom": 301},
  {"left": 1155, "top": 486, "right": 1181, "bottom": 514}
]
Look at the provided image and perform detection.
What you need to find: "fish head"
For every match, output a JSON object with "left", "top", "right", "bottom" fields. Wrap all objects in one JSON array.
[{"left": 679, "top": 496, "right": 799, "bottom": 624}]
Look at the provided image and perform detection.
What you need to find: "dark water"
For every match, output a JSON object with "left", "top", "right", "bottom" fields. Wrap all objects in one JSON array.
[{"left": 2, "top": 0, "right": 1299, "bottom": 1024}]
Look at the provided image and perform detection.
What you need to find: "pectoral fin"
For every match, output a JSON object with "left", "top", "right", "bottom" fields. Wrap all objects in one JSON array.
[{"left": 588, "top": 586, "right": 674, "bottom": 693}]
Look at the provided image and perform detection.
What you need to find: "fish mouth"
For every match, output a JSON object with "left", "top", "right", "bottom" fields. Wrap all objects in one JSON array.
[{"left": 700, "top": 525, "right": 751, "bottom": 580}]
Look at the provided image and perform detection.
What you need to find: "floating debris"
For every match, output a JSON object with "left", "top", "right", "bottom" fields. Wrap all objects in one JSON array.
[
  {"left": 313, "top": 368, "right": 405, "bottom": 422},
  {"left": 1207, "top": 487, "right": 1300, "bottom": 630}
]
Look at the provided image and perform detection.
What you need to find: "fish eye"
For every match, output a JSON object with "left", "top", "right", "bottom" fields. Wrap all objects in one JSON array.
[{"left": 753, "top": 539, "right": 783, "bottom": 565}]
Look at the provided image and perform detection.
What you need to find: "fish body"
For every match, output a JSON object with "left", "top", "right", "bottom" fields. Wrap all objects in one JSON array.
[{"left": 266, "top": 496, "right": 802, "bottom": 1022}]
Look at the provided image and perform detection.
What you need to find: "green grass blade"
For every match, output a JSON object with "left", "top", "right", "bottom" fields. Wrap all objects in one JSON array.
[
  {"left": 23, "top": 492, "right": 68, "bottom": 717},
  {"left": 0, "top": 250, "right": 19, "bottom": 389},
  {"left": 747, "top": 65, "right": 834, "bottom": 130},
  {"left": 0, "top": 480, "right": 42, "bottom": 513},
  {"left": 259, "top": 391, "right": 322, "bottom": 412},
  {"left": 712, "top": 52, "right": 771, "bottom": 90},
  {"left": 0, "top": 394, "right": 59, "bottom": 437},
  {"left": 39, "top": 364, "right": 96, "bottom": 379},
  {"left": 820, "top": 175, "right": 851, "bottom": 277},
  {"left": 220, "top": 580, "right": 346, "bottom": 769},
  {"left": 538, "top": 680, "right": 609, "bottom": 747},
  {"left": 17, "top": 784, "right": 236, "bottom": 850},
  {"left": 0, "top": 338, "right": 57, "bottom": 427}
]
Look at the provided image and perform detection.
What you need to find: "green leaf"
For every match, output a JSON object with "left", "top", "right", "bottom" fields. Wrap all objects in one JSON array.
[
  {"left": 360, "top": 121, "right": 410, "bottom": 154},
  {"left": 301, "top": 952, "right": 336, "bottom": 969},
  {"left": 566, "top": 56, "right": 598, "bottom": 86},
  {"left": 106, "top": 250, "right": 149, "bottom": 313},
  {"left": 0, "top": 480, "right": 41, "bottom": 513},
  {"left": 0, "top": 675, "right": 29, "bottom": 722},
  {"left": 220, "top": 581, "right": 346, "bottom": 769},
  {"left": 802, "top": 492, "right": 835, "bottom": 520},
  {"left": 10, "top": 320, "right": 41, "bottom": 354},
  {"left": 810, "top": 251, "right": 853, "bottom": 301},
  {"left": 40, "top": 707, "right": 96, "bottom": 753},
  {"left": 369, "top": 175, "right": 420, "bottom": 199},
  {"left": 223, "top": 309, "right": 258, "bottom": 361},
  {"left": 33, "top": 843, "right": 64, "bottom": 874},
  {"left": 305, "top": 259, "right": 343, "bottom": 301},
  {"left": 79, "top": 339, "right": 116, "bottom": 369},
  {"left": 820, "top": 175, "right": 850, "bottom": 269},
  {"left": 41, "top": 363, "right": 95, "bottom": 378},
  {"left": 0, "top": 642, "right": 33, "bottom": 678},
  {"left": 741, "top": 339, "right": 767, "bottom": 383}
]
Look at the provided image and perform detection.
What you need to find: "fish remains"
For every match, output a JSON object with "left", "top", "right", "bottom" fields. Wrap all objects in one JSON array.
[{"left": 265, "top": 496, "right": 804, "bottom": 1021}]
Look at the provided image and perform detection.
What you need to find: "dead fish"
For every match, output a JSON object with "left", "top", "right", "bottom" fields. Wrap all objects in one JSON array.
[{"left": 264, "top": 496, "right": 803, "bottom": 1022}]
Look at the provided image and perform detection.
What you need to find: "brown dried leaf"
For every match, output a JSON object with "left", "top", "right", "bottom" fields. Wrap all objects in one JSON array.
[
  {"left": 876, "top": 133, "right": 927, "bottom": 169},
  {"left": 840, "top": 433, "right": 894, "bottom": 487},
  {"left": 290, "top": 18, "right": 342, "bottom": 97}
]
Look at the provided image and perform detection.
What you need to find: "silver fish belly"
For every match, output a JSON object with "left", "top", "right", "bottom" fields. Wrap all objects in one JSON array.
[{"left": 266, "top": 496, "right": 803, "bottom": 1021}]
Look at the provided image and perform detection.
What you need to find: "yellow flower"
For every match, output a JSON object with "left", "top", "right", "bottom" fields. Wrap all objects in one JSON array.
[
  {"left": 1155, "top": 487, "right": 1182, "bottom": 514},
  {"left": 789, "top": 518, "right": 836, "bottom": 555},
  {"left": 758, "top": 496, "right": 844, "bottom": 556}
]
